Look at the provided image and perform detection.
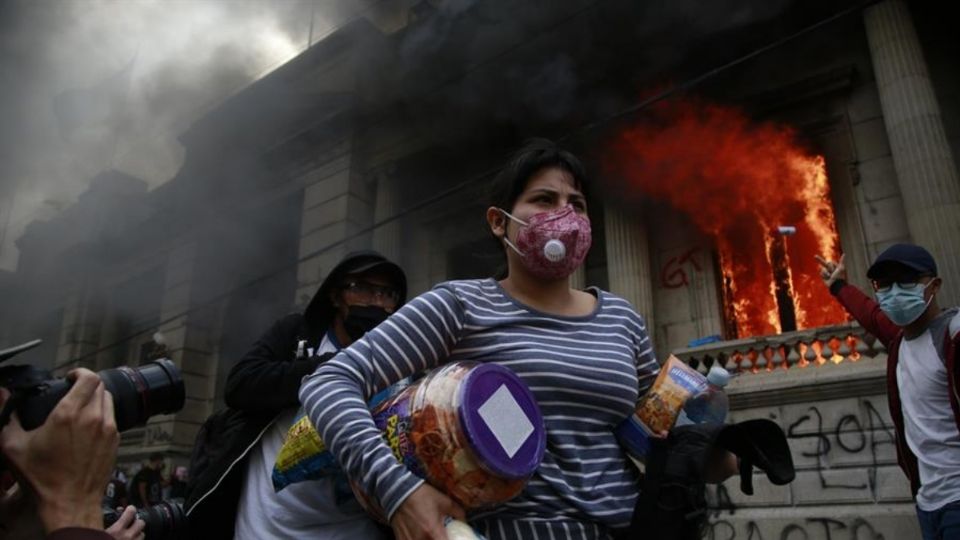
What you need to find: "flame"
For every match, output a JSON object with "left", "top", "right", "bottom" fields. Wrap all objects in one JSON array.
[
  {"left": 828, "top": 337, "right": 844, "bottom": 364},
  {"left": 608, "top": 98, "right": 849, "bottom": 337},
  {"left": 846, "top": 335, "right": 861, "bottom": 362}
]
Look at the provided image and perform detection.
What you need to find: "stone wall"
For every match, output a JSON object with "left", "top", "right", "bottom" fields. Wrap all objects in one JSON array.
[{"left": 700, "top": 354, "right": 920, "bottom": 539}]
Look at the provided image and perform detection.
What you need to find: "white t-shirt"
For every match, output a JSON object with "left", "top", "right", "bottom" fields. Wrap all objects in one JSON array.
[
  {"left": 234, "top": 334, "right": 387, "bottom": 540},
  {"left": 897, "top": 312, "right": 960, "bottom": 511}
]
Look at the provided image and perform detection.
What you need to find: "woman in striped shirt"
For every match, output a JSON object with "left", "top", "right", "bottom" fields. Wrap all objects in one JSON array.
[{"left": 300, "top": 139, "right": 660, "bottom": 540}]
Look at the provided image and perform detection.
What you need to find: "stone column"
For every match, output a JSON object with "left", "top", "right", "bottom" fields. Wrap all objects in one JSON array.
[
  {"left": 372, "top": 166, "right": 402, "bottom": 263},
  {"left": 54, "top": 280, "right": 101, "bottom": 372},
  {"left": 139, "top": 239, "right": 214, "bottom": 461},
  {"left": 295, "top": 136, "right": 373, "bottom": 307},
  {"left": 865, "top": 0, "right": 960, "bottom": 304},
  {"left": 604, "top": 207, "right": 656, "bottom": 332}
]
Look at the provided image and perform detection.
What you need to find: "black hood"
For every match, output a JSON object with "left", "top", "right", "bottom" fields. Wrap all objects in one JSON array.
[{"left": 302, "top": 250, "right": 407, "bottom": 338}]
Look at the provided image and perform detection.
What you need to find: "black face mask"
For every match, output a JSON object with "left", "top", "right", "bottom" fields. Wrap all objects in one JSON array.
[{"left": 343, "top": 305, "right": 390, "bottom": 341}]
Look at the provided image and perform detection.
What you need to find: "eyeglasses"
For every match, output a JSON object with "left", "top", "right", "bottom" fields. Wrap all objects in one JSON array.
[
  {"left": 871, "top": 278, "right": 930, "bottom": 293},
  {"left": 342, "top": 280, "right": 400, "bottom": 305}
]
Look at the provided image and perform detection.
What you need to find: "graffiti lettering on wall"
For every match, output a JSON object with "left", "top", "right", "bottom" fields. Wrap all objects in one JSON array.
[
  {"left": 706, "top": 517, "right": 885, "bottom": 540},
  {"left": 786, "top": 400, "right": 895, "bottom": 495},
  {"left": 661, "top": 247, "right": 703, "bottom": 289},
  {"left": 144, "top": 425, "right": 173, "bottom": 445},
  {"left": 706, "top": 400, "right": 898, "bottom": 539}
]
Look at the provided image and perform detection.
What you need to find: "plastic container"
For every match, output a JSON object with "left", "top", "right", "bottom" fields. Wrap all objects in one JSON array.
[
  {"left": 615, "top": 355, "right": 708, "bottom": 459},
  {"left": 357, "top": 361, "right": 546, "bottom": 517},
  {"left": 676, "top": 365, "right": 730, "bottom": 426}
]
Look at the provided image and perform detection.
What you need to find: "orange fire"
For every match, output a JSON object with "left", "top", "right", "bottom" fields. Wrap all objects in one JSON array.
[{"left": 608, "top": 98, "right": 849, "bottom": 337}]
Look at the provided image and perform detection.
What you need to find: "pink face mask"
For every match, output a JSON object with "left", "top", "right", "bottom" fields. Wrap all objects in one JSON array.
[{"left": 500, "top": 205, "right": 592, "bottom": 280}]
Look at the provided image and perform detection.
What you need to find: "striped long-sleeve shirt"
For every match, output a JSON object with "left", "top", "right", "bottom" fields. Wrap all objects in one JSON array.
[{"left": 299, "top": 278, "right": 659, "bottom": 540}]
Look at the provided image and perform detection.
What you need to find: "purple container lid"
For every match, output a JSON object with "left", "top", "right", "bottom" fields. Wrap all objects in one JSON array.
[{"left": 457, "top": 363, "right": 546, "bottom": 479}]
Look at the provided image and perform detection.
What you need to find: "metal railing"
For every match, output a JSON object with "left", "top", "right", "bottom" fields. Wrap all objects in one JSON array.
[{"left": 672, "top": 322, "right": 886, "bottom": 375}]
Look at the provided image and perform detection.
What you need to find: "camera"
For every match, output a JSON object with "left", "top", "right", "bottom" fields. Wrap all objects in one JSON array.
[
  {"left": 103, "top": 500, "right": 186, "bottom": 540},
  {"left": 0, "top": 339, "right": 185, "bottom": 431}
]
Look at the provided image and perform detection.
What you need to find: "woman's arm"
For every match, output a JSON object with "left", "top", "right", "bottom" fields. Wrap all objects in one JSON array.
[
  {"left": 299, "top": 287, "right": 465, "bottom": 520},
  {"left": 633, "top": 313, "right": 660, "bottom": 397}
]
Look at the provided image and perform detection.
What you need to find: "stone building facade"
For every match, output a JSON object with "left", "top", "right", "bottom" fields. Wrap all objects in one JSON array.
[{"left": 3, "top": 1, "right": 957, "bottom": 537}]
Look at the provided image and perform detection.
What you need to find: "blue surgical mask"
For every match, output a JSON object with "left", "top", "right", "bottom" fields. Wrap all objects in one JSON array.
[{"left": 876, "top": 282, "right": 932, "bottom": 326}]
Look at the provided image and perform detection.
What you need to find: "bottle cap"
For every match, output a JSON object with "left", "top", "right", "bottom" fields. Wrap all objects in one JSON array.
[{"left": 707, "top": 365, "right": 730, "bottom": 387}]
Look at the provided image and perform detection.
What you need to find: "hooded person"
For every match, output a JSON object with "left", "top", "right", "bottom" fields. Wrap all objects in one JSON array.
[{"left": 184, "top": 250, "right": 406, "bottom": 540}]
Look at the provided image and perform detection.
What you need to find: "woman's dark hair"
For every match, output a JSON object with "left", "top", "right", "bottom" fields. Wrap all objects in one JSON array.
[
  {"left": 487, "top": 138, "right": 590, "bottom": 278},
  {"left": 488, "top": 138, "right": 590, "bottom": 213}
]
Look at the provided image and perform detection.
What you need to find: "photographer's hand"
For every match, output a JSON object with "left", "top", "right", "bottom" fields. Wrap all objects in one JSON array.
[
  {"left": 105, "top": 506, "right": 145, "bottom": 540},
  {"left": 0, "top": 368, "right": 119, "bottom": 533}
]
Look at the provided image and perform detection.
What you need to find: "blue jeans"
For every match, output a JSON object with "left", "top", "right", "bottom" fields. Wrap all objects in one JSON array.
[{"left": 917, "top": 501, "right": 960, "bottom": 540}]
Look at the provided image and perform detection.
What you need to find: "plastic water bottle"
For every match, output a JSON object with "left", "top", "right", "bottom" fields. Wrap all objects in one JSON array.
[{"left": 675, "top": 365, "right": 730, "bottom": 425}]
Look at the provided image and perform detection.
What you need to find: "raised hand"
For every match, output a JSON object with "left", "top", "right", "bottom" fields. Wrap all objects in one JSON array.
[
  {"left": 106, "top": 505, "right": 146, "bottom": 540},
  {"left": 815, "top": 254, "right": 847, "bottom": 287}
]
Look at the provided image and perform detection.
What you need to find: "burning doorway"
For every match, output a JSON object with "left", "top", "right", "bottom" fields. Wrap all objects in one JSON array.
[{"left": 608, "top": 98, "right": 850, "bottom": 340}]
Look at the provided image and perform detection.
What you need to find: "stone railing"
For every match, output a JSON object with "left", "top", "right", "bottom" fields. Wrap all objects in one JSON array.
[{"left": 672, "top": 322, "right": 886, "bottom": 376}]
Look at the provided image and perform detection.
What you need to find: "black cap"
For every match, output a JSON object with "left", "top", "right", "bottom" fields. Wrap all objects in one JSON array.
[
  {"left": 343, "top": 256, "right": 406, "bottom": 286},
  {"left": 866, "top": 243, "right": 938, "bottom": 280}
]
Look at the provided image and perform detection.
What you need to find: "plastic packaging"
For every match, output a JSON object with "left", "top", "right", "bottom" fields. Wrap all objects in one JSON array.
[
  {"left": 272, "top": 378, "right": 412, "bottom": 491},
  {"left": 444, "top": 517, "right": 488, "bottom": 540},
  {"left": 272, "top": 412, "right": 339, "bottom": 490},
  {"left": 676, "top": 365, "right": 730, "bottom": 426},
  {"left": 357, "top": 361, "right": 546, "bottom": 519},
  {"left": 615, "top": 355, "right": 707, "bottom": 459}
]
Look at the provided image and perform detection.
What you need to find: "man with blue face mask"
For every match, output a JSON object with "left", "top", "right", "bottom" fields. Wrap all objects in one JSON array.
[{"left": 818, "top": 244, "right": 960, "bottom": 540}]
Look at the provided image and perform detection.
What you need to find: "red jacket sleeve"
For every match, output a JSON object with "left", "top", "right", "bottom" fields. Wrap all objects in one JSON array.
[{"left": 831, "top": 280, "right": 901, "bottom": 348}]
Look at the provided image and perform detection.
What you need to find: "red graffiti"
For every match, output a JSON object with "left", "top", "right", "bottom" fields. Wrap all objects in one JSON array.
[{"left": 660, "top": 248, "right": 703, "bottom": 289}]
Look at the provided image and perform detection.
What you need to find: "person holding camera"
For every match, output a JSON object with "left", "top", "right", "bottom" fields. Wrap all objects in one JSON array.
[
  {"left": 0, "top": 368, "right": 117, "bottom": 540},
  {"left": 185, "top": 250, "right": 407, "bottom": 540}
]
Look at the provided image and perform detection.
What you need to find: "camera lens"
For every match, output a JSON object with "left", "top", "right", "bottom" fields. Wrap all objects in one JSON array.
[
  {"left": 103, "top": 500, "right": 186, "bottom": 540},
  {"left": 100, "top": 359, "right": 186, "bottom": 432},
  {"left": 139, "top": 500, "right": 186, "bottom": 540},
  {"left": 13, "top": 359, "right": 185, "bottom": 432}
]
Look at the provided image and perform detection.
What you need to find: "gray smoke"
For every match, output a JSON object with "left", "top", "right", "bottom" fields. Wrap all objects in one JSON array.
[{"left": 0, "top": 0, "right": 377, "bottom": 271}]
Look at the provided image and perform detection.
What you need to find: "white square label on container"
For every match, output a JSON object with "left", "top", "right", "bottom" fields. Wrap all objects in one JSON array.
[{"left": 477, "top": 384, "right": 534, "bottom": 458}]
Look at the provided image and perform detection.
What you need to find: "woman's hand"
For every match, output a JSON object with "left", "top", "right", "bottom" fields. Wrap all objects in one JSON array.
[{"left": 390, "top": 483, "right": 466, "bottom": 540}]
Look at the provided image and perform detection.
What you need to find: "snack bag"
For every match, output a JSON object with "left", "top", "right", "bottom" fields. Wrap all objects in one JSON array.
[
  {"left": 272, "top": 412, "right": 338, "bottom": 491},
  {"left": 615, "top": 355, "right": 707, "bottom": 459},
  {"left": 272, "top": 377, "right": 412, "bottom": 491}
]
